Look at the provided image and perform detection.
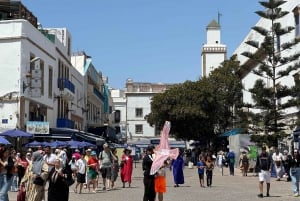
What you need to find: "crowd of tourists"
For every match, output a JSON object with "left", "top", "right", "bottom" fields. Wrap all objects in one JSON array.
[
  {"left": 3, "top": 141, "right": 300, "bottom": 201},
  {"left": 0, "top": 142, "right": 134, "bottom": 201},
  {"left": 206, "top": 146, "right": 300, "bottom": 199}
]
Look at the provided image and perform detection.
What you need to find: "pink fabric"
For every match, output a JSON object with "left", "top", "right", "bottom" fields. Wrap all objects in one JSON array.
[
  {"left": 72, "top": 152, "right": 81, "bottom": 160},
  {"left": 150, "top": 121, "right": 179, "bottom": 175}
]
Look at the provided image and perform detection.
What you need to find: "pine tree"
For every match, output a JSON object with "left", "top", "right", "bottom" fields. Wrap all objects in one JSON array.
[{"left": 241, "top": 0, "right": 300, "bottom": 140}]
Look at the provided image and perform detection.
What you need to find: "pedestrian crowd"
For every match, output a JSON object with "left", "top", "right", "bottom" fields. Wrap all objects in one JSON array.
[
  {"left": 1, "top": 142, "right": 300, "bottom": 201},
  {"left": 0, "top": 142, "right": 134, "bottom": 201}
]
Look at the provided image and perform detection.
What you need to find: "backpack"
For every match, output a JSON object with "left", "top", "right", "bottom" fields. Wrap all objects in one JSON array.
[
  {"left": 242, "top": 154, "right": 249, "bottom": 164},
  {"left": 228, "top": 152, "right": 235, "bottom": 159}
]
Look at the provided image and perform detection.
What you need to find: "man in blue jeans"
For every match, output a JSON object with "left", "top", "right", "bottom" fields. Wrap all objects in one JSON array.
[{"left": 227, "top": 150, "right": 235, "bottom": 176}]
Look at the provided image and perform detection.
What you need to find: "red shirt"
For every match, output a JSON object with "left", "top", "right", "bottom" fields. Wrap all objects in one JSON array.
[
  {"left": 88, "top": 157, "right": 98, "bottom": 171},
  {"left": 17, "top": 158, "right": 29, "bottom": 170}
]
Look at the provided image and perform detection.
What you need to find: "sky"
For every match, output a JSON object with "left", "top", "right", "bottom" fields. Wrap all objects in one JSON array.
[{"left": 21, "top": 0, "right": 261, "bottom": 89}]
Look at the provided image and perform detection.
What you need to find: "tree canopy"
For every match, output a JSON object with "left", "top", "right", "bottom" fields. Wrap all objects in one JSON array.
[
  {"left": 241, "top": 0, "right": 300, "bottom": 143},
  {"left": 146, "top": 55, "right": 244, "bottom": 144}
]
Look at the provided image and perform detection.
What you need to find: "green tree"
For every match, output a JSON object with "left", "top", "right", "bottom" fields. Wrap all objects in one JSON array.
[
  {"left": 208, "top": 55, "right": 244, "bottom": 133},
  {"left": 146, "top": 80, "right": 218, "bottom": 142},
  {"left": 146, "top": 56, "right": 244, "bottom": 144},
  {"left": 241, "top": 0, "right": 300, "bottom": 145}
]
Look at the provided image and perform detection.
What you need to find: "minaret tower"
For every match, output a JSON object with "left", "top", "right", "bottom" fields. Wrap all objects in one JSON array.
[{"left": 201, "top": 19, "right": 227, "bottom": 77}]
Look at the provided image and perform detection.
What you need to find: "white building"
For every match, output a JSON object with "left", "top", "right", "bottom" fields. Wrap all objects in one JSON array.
[
  {"left": 125, "top": 79, "right": 173, "bottom": 140},
  {"left": 201, "top": 19, "right": 227, "bottom": 77},
  {"left": 71, "top": 51, "right": 105, "bottom": 130},
  {"left": 0, "top": 1, "right": 113, "bottom": 145},
  {"left": 0, "top": 17, "right": 80, "bottom": 131},
  {"left": 233, "top": 0, "right": 300, "bottom": 133},
  {"left": 110, "top": 88, "right": 126, "bottom": 141}
]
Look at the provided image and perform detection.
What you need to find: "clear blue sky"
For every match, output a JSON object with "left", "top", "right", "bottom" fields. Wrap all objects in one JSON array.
[{"left": 22, "top": 0, "right": 261, "bottom": 89}]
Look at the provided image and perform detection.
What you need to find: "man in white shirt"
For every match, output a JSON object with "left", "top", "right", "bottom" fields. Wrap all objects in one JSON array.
[
  {"left": 272, "top": 148, "right": 283, "bottom": 181},
  {"left": 75, "top": 153, "right": 87, "bottom": 194},
  {"left": 56, "top": 147, "right": 67, "bottom": 167},
  {"left": 43, "top": 146, "right": 56, "bottom": 171}
]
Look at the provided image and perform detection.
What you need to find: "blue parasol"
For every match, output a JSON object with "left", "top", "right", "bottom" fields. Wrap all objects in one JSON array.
[
  {"left": 79, "top": 141, "right": 97, "bottom": 148},
  {"left": 47, "top": 140, "right": 68, "bottom": 148},
  {"left": 24, "top": 140, "right": 44, "bottom": 148},
  {"left": 0, "top": 136, "right": 11, "bottom": 145},
  {"left": 66, "top": 140, "right": 83, "bottom": 149},
  {"left": 0, "top": 129, "right": 32, "bottom": 138}
]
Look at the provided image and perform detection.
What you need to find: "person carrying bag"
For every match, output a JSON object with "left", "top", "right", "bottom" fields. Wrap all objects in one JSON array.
[{"left": 17, "top": 184, "right": 26, "bottom": 201}]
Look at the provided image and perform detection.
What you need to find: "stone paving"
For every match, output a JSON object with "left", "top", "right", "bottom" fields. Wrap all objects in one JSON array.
[{"left": 8, "top": 162, "right": 297, "bottom": 201}]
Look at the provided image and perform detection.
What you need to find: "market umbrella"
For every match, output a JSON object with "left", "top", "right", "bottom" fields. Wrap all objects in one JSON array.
[
  {"left": 47, "top": 140, "right": 67, "bottom": 148},
  {"left": 79, "top": 141, "right": 97, "bottom": 148},
  {"left": 23, "top": 140, "right": 44, "bottom": 148},
  {"left": 0, "top": 129, "right": 32, "bottom": 138},
  {"left": 66, "top": 140, "right": 83, "bottom": 149},
  {"left": 0, "top": 136, "right": 11, "bottom": 145}
]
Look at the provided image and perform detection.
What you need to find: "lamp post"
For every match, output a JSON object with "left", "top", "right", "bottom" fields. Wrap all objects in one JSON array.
[{"left": 19, "top": 57, "right": 41, "bottom": 130}]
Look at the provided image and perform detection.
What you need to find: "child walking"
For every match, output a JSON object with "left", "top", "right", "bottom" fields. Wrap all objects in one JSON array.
[
  {"left": 155, "top": 160, "right": 169, "bottom": 201},
  {"left": 197, "top": 155, "right": 206, "bottom": 187}
]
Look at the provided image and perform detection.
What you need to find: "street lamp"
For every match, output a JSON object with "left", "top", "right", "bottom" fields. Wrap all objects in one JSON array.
[
  {"left": 19, "top": 56, "right": 41, "bottom": 130},
  {"left": 22, "top": 57, "right": 41, "bottom": 93},
  {"left": 30, "top": 57, "right": 40, "bottom": 63}
]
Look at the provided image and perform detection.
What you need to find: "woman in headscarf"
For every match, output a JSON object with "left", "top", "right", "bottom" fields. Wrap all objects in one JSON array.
[
  {"left": 170, "top": 153, "right": 185, "bottom": 187},
  {"left": 120, "top": 148, "right": 133, "bottom": 188},
  {"left": 48, "top": 159, "right": 69, "bottom": 201},
  {"left": 21, "top": 151, "right": 49, "bottom": 201}
]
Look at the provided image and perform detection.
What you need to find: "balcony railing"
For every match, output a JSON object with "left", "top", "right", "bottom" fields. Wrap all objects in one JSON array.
[
  {"left": 93, "top": 87, "right": 105, "bottom": 101},
  {"left": 56, "top": 118, "right": 74, "bottom": 129},
  {"left": 57, "top": 78, "right": 75, "bottom": 93}
]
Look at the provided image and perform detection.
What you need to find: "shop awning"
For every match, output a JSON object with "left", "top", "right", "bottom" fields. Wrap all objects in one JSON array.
[{"left": 220, "top": 128, "right": 244, "bottom": 137}]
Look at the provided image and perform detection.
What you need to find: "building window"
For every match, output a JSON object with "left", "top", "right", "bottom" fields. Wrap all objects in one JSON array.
[
  {"left": 135, "top": 124, "right": 143, "bottom": 134},
  {"left": 48, "top": 67, "right": 53, "bottom": 98},
  {"left": 135, "top": 108, "right": 143, "bottom": 118}
]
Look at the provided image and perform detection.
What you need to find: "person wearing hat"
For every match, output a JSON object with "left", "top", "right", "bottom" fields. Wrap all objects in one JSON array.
[
  {"left": 142, "top": 145, "right": 156, "bottom": 201},
  {"left": 99, "top": 143, "right": 116, "bottom": 191},
  {"left": 120, "top": 147, "right": 133, "bottom": 188},
  {"left": 256, "top": 146, "right": 272, "bottom": 198},
  {"left": 72, "top": 149, "right": 81, "bottom": 161},
  {"left": 87, "top": 151, "right": 98, "bottom": 193},
  {"left": 83, "top": 149, "right": 92, "bottom": 189}
]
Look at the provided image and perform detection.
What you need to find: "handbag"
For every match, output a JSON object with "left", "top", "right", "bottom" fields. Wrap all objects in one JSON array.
[
  {"left": 33, "top": 176, "right": 44, "bottom": 186},
  {"left": 64, "top": 175, "right": 75, "bottom": 186},
  {"left": 17, "top": 185, "right": 26, "bottom": 201},
  {"left": 120, "top": 161, "right": 124, "bottom": 168}
]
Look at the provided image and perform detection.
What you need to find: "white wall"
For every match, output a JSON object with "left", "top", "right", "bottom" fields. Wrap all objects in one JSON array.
[
  {"left": 126, "top": 95, "right": 155, "bottom": 138},
  {"left": 234, "top": 1, "right": 300, "bottom": 116}
]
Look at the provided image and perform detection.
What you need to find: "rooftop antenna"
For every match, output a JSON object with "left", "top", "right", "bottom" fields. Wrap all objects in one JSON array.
[{"left": 218, "top": 11, "right": 222, "bottom": 26}]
